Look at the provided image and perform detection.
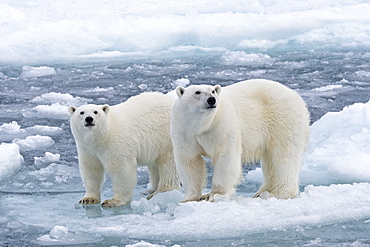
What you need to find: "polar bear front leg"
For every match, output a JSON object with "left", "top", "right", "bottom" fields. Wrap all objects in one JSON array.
[
  {"left": 201, "top": 153, "right": 242, "bottom": 201},
  {"left": 176, "top": 154, "right": 206, "bottom": 202},
  {"left": 101, "top": 158, "right": 137, "bottom": 207},
  {"left": 78, "top": 153, "right": 104, "bottom": 205}
]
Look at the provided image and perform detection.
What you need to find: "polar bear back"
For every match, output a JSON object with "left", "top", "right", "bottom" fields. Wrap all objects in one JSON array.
[
  {"left": 78, "top": 92, "right": 175, "bottom": 165},
  {"left": 220, "top": 79, "right": 310, "bottom": 163}
]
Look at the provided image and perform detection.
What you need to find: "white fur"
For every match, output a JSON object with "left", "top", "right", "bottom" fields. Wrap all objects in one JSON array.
[
  {"left": 69, "top": 92, "right": 179, "bottom": 207},
  {"left": 170, "top": 79, "right": 310, "bottom": 202}
]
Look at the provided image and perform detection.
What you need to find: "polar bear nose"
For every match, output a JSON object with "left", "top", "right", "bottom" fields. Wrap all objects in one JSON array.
[
  {"left": 207, "top": 97, "right": 216, "bottom": 106},
  {"left": 85, "top": 116, "right": 94, "bottom": 124}
]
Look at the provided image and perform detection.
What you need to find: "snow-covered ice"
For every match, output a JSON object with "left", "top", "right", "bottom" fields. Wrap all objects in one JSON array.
[
  {"left": 3, "top": 184, "right": 370, "bottom": 246},
  {"left": 1, "top": 0, "right": 370, "bottom": 64}
]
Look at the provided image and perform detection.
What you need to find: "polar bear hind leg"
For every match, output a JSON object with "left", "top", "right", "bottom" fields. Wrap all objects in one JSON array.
[
  {"left": 147, "top": 155, "right": 180, "bottom": 200},
  {"left": 146, "top": 165, "right": 160, "bottom": 198},
  {"left": 254, "top": 146, "right": 303, "bottom": 199}
]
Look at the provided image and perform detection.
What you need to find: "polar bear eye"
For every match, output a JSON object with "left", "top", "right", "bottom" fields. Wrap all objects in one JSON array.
[
  {"left": 212, "top": 90, "right": 215, "bottom": 94},
  {"left": 80, "top": 111, "right": 84, "bottom": 115},
  {"left": 94, "top": 111, "right": 98, "bottom": 115},
  {"left": 195, "top": 91, "right": 201, "bottom": 95}
]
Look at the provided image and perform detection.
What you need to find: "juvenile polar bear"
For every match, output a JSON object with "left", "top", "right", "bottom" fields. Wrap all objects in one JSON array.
[
  {"left": 170, "top": 79, "right": 310, "bottom": 202},
  {"left": 69, "top": 92, "right": 179, "bottom": 207}
]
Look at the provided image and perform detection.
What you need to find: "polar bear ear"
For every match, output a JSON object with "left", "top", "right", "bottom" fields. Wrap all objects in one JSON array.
[
  {"left": 214, "top": 85, "right": 221, "bottom": 95},
  {"left": 68, "top": 106, "right": 77, "bottom": 116},
  {"left": 176, "top": 86, "right": 186, "bottom": 97},
  {"left": 101, "top": 104, "right": 110, "bottom": 114}
]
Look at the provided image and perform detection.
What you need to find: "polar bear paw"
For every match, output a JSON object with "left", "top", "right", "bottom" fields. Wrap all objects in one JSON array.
[
  {"left": 199, "top": 193, "right": 215, "bottom": 202},
  {"left": 79, "top": 197, "right": 100, "bottom": 205},
  {"left": 147, "top": 193, "right": 156, "bottom": 200},
  {"left": 101, "top": 198, "right": 126, "bottom": 207}
]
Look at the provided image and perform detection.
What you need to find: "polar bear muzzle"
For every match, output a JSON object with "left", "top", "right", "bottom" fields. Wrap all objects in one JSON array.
[
  {"left": 84, "top": 116, "right": 95, "bottom": 127},
  {"left": 207, "top": 96, "right": 217, "bottom": 109}
]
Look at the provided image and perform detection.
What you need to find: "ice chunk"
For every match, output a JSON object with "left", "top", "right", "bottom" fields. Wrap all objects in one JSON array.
[
  {"left": 32, "top": 103, "right": 70, "bottom": 120},
  {"left": 0, "top": 121, "right": 25, "bottom": 134},
  {"left": 21, "top": 66, "right": 56, "bottom": 79},
  {"left": 28, "top": 163, "right": 80, "bottom": 184},
  {"left": 0, "top": 121, "right": 28, "bottom": 142},
  {"left": 221, "top": 51, "right": 273, "bottom": 66},
  {"left": 36, "top": 225, "right": 103, "bottom": 245},
  {"left": 0, "top": 143, "right": 24, "bottom": 182},
  {"left": 312, "top": 85, "right": 343, "bottom": 92},
  {"left": 84, "top": 87, "right": 113, "bottom": 92},
  {"left": 149, "top": 190, "right": 183, "bottom": 210},
  {"left": 172, "top": 78, "right": 190, "bottom": 88},
  {"left": 126, "top": 241, "right": 179, "bottom": 247},
  {"left": 174, "top": 204, "right": 196, "bottom": 218},
  {"left": 138, "top": 84, "right": 149, "bottom": 90},
  {"left": 131, "top": 190, "right": 183, "bottom": 215},
  {"left": 25, "top": 92, "right": 92, "bottom": 120},
  {"left": 12, "top": 135, "right": 54, "bottom": 151},
  {"left": 34, "top": 152, "right": 60, "bottom": 167},
  {"left": 355, "top": 70, "right": 370, "bottom": 78},
  {"left": 0, "top": 122, "right": 63, "bottom": 143},
  {"left": 49, "top": 225, "right": 68, "bottom": 239},
  {"left": 30, "top": 92, "right": 91, "bottom": 106}
]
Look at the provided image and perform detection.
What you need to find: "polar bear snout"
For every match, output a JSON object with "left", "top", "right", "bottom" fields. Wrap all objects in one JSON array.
[
  {"left": 84, "top": 116, "right": 95, "bottom": 127},
  {"left": 207, "top": 96, "right": 217, "bottom": 109}
]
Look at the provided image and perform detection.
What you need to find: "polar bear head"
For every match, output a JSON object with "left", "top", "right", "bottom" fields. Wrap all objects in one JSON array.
[
  {"left": 175, "top": 85, "right": 221, "bottom": 113},
  {"left": 68, "top": 104, "right": 110, "bottom": 133}
]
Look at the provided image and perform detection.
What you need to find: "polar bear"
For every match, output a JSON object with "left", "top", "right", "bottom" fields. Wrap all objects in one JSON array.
[
  {"left": 170, "top": 79, "right": 310, "bottom": 202},
  {"left": 69, "top": 92, "right": 180, "bottom": 207}
]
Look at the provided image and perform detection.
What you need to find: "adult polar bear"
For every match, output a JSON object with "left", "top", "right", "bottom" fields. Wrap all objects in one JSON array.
[
  {"left": 69, "top": 92, "right": 179, "bottom": 207},
  {"left": 170, "top": 79, "right": 310, "bottom": 202}
]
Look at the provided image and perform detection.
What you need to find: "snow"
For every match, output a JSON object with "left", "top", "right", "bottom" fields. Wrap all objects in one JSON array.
[
  {"left": 1, "top": 0, "right": 370, "bottom": 64},
  {"left": 304, "top": 101, "right": 370, "bottom": 184},
  {"left": 6, "top": 183, "right": 370, "bottom": 246}
]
